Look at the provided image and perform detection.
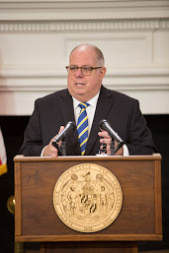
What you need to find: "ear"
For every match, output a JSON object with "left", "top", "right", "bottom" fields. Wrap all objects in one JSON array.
[{"left": 100, "top": 67, "right": 106, "bottom": 80}]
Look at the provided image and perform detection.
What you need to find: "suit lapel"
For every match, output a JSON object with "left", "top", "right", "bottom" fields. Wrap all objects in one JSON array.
[
  {"left": 58, "top": 90, "right": 81, "bottom": 154},
  {"left": 58, "top": 90, "right": 74, "bottom": 124},
  {"left": 85, "top": 86, "right": 114, "bottom": 155}
]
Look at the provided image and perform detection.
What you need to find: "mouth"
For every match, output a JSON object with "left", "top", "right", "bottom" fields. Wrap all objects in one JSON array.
[{"left": 76, "top": 83, "right": 85, "bottom": 86}]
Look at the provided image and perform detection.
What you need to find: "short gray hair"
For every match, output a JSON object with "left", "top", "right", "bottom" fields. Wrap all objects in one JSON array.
[{"left": 70, "top": 44, "right": 105, "bottom": 66}]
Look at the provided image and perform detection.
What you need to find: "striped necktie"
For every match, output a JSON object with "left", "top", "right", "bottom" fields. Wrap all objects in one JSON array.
[{"left": 77, "top": 102, "right": 89, "bottom": 155}]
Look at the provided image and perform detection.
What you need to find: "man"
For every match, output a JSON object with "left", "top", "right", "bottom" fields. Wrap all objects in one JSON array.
[{"left": 20, "top": 44, "right": 157, "bottom": 156}]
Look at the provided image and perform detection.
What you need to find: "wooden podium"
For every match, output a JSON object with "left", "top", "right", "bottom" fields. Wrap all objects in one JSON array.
[{"left": 14, "top": 154, "right": 162, "bottom": 253}]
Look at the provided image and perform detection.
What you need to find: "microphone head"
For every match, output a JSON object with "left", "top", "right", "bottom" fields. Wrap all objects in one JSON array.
[
  {"left": 99, "top": 119, "right": 109, "bottom": 129},
  {"left": 67, "top": 121, "right": 76, "bottom": 130},
  {"left": 99, "top": 119, "right": 124, "bottom": 144}
]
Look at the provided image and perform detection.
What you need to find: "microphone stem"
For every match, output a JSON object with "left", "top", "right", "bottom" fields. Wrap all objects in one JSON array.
[
  {"left": 52, "top": 141, "right": 64, "bottom": 156},
  {"left": 110, "top": 139, "right": 124, "bottom": 155},
  {"left": 113, "top": 141, "right": 124, "bottom": 154},
  {"left": 61, "top": 142, "right": 66, "bottom": 156},
  {"left": 110, "top": 140, "right": 115, "bottom": 155}
]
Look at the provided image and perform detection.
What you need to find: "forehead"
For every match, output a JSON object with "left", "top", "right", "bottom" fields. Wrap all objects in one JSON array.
[{"left": 69, "top": 48, "right": 97, "bottom": 66}]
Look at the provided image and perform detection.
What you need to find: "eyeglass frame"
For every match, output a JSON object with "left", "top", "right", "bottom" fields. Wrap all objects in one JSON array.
[{"left": 65, "top": 65, "right": 103, "bottom": 76}]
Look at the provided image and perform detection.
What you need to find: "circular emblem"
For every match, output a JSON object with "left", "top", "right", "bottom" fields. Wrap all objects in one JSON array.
[{"left": 53, "top": 163, "right": 123, "bottom": 233}]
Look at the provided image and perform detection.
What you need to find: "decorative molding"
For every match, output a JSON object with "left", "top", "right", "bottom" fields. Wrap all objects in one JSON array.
[
  {"left": 1, "top": 66, "right": 169, "bottom": 92},
  {"left": 0, "top": 19, "right": 169, "bottom": 33},
  {"left": 0, "top": 0, "right": 169, "bottom": 21}
]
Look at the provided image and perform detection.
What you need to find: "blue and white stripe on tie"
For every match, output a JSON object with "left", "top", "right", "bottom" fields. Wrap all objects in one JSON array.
[{"left": 77, "top": 102, "right": 89, "bottom": 155}]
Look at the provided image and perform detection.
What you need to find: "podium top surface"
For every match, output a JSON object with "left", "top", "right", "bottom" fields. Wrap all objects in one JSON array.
[{"left": 14, "top": 153, "right": 161, "bottom": 162}]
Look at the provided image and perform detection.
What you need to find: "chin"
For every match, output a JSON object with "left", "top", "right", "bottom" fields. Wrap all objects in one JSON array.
[{"left": 74, "top": 93, "right": 88, "bottom": 102}]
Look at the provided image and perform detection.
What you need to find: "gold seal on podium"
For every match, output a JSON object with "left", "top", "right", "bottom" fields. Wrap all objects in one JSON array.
[{"left": 53, "top": 163, "right": 123, "bottom": 233}]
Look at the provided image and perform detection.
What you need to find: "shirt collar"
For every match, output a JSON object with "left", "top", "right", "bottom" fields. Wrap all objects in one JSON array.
[{"left": 73, "top": 91, "right": 100, "bottom": 109}]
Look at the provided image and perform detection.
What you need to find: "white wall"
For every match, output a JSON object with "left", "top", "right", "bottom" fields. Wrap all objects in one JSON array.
[{"left": 0, "top": 0, "right": 169, "bottom": 115}]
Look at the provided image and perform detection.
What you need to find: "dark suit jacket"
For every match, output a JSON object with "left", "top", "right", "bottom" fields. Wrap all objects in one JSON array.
[{"left": 19, "top": 85, "right": 157, "bottom": 156}]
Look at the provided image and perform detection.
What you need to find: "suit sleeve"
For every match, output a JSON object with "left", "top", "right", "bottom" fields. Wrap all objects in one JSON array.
[
  {"left": 19, "top": 100, "right": 44, "bottom": 156},
  {"left": 126, "top": 100, "right": 157, "bottom": 155}
]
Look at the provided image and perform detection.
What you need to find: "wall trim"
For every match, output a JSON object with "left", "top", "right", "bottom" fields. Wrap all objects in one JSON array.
[
  {"left": 0, "top": 19, "right": 169, "bottom": 33},
  {"left": 0, "top": 0, "right": 169, "bottom": 21},
  {"left": 1, "top": 66, "right": 169, "bottom": 92}
]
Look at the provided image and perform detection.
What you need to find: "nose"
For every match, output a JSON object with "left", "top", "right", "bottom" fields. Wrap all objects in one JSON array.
[{"left": 75, "top": 68, "right": 84, "bottom": 78}]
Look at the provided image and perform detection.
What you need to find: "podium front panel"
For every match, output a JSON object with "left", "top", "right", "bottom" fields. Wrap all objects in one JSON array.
[{"left": 14, "top": 155, "right": 162, "bottom": 242}]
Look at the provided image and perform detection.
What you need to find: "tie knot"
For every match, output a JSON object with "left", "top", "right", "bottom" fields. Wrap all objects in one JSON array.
[{"left": 79, "top": 102, "right": 89, "bottom": 109}]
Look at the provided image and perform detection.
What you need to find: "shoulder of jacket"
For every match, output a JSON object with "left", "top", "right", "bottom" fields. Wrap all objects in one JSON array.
[
  {"left": 35, "top": 89, "right": 68, "bottom": 104},
  {"left": 102, "top": 85, "right": 138, "bottom": 104}
]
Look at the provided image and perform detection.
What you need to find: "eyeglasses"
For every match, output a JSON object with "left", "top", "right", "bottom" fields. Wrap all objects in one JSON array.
[{"left": 65, "top": 65, "right": 103, "bottom": 76}]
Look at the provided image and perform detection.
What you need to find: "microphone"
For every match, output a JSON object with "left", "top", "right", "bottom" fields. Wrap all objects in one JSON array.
[
  {"left": 52, "top": 121, "right": 76, "bottom": 147},
  {"left": 99, "top": 119, "right": 124, "bottom": 154}
]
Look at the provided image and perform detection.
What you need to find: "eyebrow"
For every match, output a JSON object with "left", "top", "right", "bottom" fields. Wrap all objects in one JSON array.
[{"left": 70, "top": 65, "right": 92, "bottom": 67}]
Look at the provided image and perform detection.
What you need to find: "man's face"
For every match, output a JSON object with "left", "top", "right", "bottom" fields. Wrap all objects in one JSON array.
[{"left": 67, "top": 47, "right": 106, "bottom": 102}]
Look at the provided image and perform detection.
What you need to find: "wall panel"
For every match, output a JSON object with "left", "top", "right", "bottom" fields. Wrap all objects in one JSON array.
[{"left": 0, "top": 1, "right": 169, "bottom": 115}]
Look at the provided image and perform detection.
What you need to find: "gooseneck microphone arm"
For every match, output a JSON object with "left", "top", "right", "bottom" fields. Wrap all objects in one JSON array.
[
  {"left": 52, "top": 121, "right": 76, "bottom": 156},
  {"left": 99, "top": 119, "right": 124, "bottom": 155}
]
